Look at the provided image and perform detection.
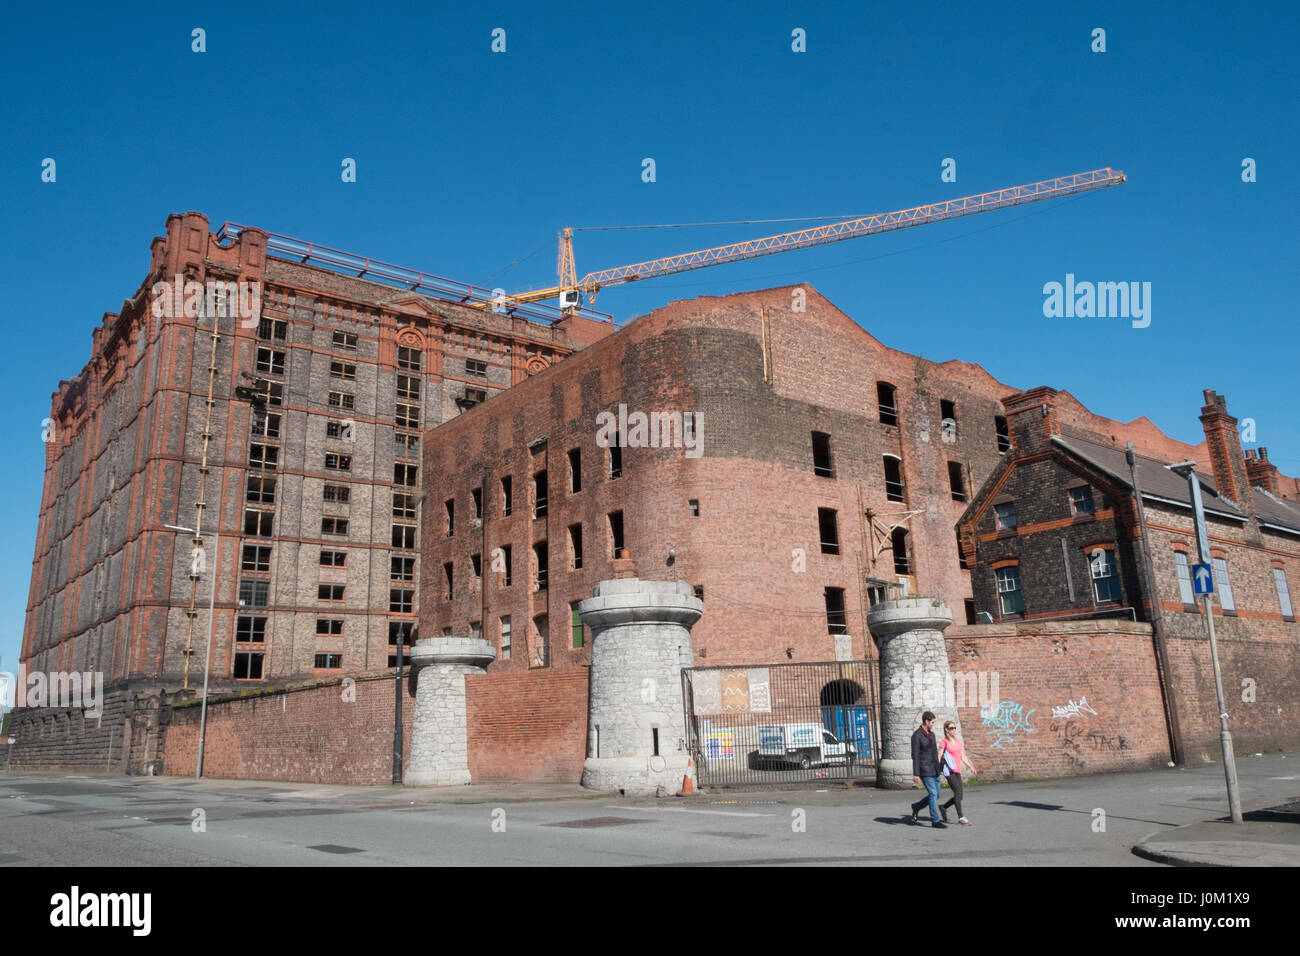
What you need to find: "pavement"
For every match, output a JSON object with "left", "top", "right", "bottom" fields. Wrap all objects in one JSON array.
[
  {"left": 1131, "top": 798, "right": 1300, "bottom": 867},
  {"left": 2, "top": 751, "right": 1297, "bottom": 866}
]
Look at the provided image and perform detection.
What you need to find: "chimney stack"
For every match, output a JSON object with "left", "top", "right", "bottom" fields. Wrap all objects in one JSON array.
[
  {"left": 1245, "top": 446, "right": 1281, "bottom": 496},
  {"left": 1001, "top": 386, "right": 1061, "bottom": 455},
  {"left": 1199, "top": 389, "right": 1253, "bottom": 513}
]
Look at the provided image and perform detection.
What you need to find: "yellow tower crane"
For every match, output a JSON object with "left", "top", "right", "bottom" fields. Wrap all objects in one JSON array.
[{"left": 499, "top": 167, "right": 1125, "bottom": 313}]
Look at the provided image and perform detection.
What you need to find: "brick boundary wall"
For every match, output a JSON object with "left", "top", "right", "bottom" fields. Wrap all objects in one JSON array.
[
  {"left": 5, "top": 687, "right": 161, "bottom": 774},
  {"left": 466, "top": 667, "right": 589, "bottom": 784},
  {"left": 158, "top": 665, "right": 590, "bottom": 786},
  {"left": 943, "top": 621, "right": 1172, "bottom": 780},
  {"left": 162, "top": 672, "right": 416, "bottom": 785},
  {"left": 1164, "top": 636, "right": 1300, "bottom": 761}
]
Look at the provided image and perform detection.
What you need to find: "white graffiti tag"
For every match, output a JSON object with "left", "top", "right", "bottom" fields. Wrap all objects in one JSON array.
[{"left": 1051, "top": 695, "right": 1099, "bottom": 720}]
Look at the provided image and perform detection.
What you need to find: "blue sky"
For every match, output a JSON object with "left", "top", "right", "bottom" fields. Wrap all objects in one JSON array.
[{"left": 1, "top": 2, "right": 1296, "bottom": 675}]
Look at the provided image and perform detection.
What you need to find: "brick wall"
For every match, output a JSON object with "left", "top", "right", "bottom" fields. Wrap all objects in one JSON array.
[
  {"left": 159, "top": 665, "right": 590, "bottom": 785},
  {"left": 945, "top": 621, "right": 1171, "bottom": 780},
  {"left": 162, "top": 671, "right": 415, "bottom": 785},
  {"left": 423, "top": 286, "right": 1235, "bottom": 674},
  {"left": 5, "top": 687, "right": 159, "bottom": 774},
  {"left": 466, "top": 667, "right": 589, "bottom": 783},
  {"left": 1164, "top": 635, "right": 1300, "bottom": 760}
]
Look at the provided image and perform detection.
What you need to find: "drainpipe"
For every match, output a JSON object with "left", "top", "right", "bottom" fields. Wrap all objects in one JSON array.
[
  {"left": 1128, "top": 443, "right": 1185, "bottom": 766},
  {"left": 481, "top": 479, "right": 488, "bottom": 640}
]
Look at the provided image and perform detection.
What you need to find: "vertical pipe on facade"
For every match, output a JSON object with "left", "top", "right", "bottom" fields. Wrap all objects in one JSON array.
[
  {"left": 857, "top": 485, "right": 871, "bottom": 659},
  {"left": 542, "top": 441, "right": 551, "bottom": 666},
  {"left": 1127, "top": 443, "right": 1185, "bottom": 766},
  {"left": 481, "top": 479, "right": 488, "bottom": 646},
  {"left": 181, "top": 305, "right": 222, "bottom": 690}
]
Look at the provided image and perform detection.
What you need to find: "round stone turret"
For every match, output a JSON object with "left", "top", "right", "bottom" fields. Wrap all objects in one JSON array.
[
  {"left": 404, "top": 636, "right": 496, "bottom": 786},
  {"left": 867, "top": 598, "right": 959, "bottom": 789},
  {"left": 579, "top": 578, "right": 703, "bottom": 796}
]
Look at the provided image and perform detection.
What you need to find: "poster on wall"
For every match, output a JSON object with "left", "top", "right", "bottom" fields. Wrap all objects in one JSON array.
[
  {"left": 692, "top": 669, "right": 722, "bottom": 714},
  {"left": 721, "top": 669, "right": 750, "bottom": 712},
  {"left": 706, "top": 728, "right": 735, "bottom": 760},
  {"left": 747, "top": 668, "right": 772, "bottom": 712}
]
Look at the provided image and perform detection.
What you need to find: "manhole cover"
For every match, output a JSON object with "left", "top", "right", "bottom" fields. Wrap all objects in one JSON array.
[
  {"left": 545, "top": 817, "right": 648, "bottom": 829},
  {"left": 307, "top": 844, "right": 365, "bottom": 854}
]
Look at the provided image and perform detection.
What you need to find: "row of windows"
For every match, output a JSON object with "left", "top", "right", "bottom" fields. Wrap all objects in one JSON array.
[
  {"left": 236, "top": 584, "right": 414, "bottom": 610},
  {"left": 242, "top": 545, "right": 416, "bottom": 580},
  {"left": 444, "top": 446, "right": 623, "bottom": 533},
  {"left": 817, "top": 508, "right": 912, "bottom": 574},
  {"left": 994, "top": 548, "right": 1120, "bottom": 616},
  {"left": 989, "top": 549, "right": 1295, "bottom": 620},
  {"left": 442, "top": 515, "right": 626, "bottom": 596},
  {"left": 235, "top": 582, "right": 414, "bottom": 620},
  {"left": 874, "top": 384, "right": 1012, "bottom": 453},
  {"left": 489, "top": 607, "right": 583, "bottom": 662},
  {"left": 991, "top": 488, "right": 1097, "bottom": 533},
  {"left": 1173, "top": 552, "right": 1293, "bottom": 617},
  {"left": 810, "top": 433, "right": 910, "bottom": 504},
  {"left": 256, "top": 318, "right": 356, "bottom": 353}
]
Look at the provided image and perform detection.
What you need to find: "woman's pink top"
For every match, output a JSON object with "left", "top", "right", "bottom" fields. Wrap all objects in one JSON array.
[{"left": 942, "top": 736, "right": 963, "bottom": 772}]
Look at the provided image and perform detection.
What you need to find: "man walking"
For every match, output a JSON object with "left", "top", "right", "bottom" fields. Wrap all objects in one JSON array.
[{"left": 909, "top": 711, "right": 945, "bottom": 828}]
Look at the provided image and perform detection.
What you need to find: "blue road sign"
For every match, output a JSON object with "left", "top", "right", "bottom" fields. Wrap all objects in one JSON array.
[{"left": 1192, "top": 563, "right": 1214, "bottom": 595}]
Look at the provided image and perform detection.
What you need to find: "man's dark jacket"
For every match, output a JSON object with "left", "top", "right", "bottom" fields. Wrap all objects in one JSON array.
[{"left": 912, "top": 726, "right": 940, "bottom": 778}]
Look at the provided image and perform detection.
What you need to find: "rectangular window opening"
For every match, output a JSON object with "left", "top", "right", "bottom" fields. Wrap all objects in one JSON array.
[{"left": 812, "top": 432, "right": 834, "bottom": 478}]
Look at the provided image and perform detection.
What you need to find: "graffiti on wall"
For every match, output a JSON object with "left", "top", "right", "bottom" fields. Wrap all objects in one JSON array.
[
  {"left": 980, "top": 700, "right": 1035, "bottom": 748},
  {"left": 1051, "top": 695, "right": 1099, "bottom": 720},
  {"left": 1039, "top": 689, "right": 1132, "bottom": 766}
]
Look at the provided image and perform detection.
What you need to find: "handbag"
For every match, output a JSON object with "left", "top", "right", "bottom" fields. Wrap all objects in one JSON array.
[{"left": 942, "top": 749, "right": 959, "bottom": 777}]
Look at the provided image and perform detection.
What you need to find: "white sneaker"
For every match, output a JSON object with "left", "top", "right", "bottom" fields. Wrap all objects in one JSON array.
[{"left": 959, "top": 817, "right": 972, "bottom": 826}]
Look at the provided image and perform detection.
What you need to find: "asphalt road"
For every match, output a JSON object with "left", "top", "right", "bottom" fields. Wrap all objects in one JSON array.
[{"left": 2, "top": 752, "right": 1296, "bottom": 866}]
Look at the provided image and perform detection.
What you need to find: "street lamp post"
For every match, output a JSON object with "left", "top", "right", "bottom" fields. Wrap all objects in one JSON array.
[
  {"left": 1164, "top": 462, "right": 1243, "bottom": 824},
  {"left": 167, "top": 523, "right": 219, "bottom": 780}
]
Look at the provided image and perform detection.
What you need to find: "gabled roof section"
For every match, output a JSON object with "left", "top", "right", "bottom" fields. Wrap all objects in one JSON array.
[{"left": 1051, "top": 434, "right": 1248, "bottom": 522}]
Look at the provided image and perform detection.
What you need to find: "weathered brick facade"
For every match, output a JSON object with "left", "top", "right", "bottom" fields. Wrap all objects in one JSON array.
[
  {"left": 19, "top": 213, "right": 1299, "bottom": 781},
  {"left": 959, "top": 387, "right": 1300, "bottom": 759},
  {"left": 465, "top": 668, "right": 588, "bottom": 783},
  {"left": 946, "top": 621, "right": 1171, "bottom": 778},
  {"left": 160, "top": 665, "right": 589, "bottom": 785},
  {"left": 13, "top": 212, "right": 611, "bottom": 768},
  {"left": 421, "top": 286, "right": 1227, "bottom": 671}
]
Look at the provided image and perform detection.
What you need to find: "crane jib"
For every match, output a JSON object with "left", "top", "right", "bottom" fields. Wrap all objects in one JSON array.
[{"left": 576, "top": 168, "right": 1125, "bottom": 292}]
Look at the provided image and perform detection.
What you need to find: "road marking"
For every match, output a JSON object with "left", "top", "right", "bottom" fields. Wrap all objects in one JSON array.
[{"left": 607, "top": 805, "right": 772, "bottom": 818}]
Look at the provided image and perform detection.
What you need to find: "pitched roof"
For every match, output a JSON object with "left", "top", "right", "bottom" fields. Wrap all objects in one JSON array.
[{"left": 1051, "top": 434, "right": 1300, "bottom": 536}]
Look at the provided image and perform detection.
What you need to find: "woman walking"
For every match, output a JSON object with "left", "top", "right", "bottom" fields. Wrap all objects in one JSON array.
[{"left": 938, "top": 721, "right": 977, "bottom": 825}]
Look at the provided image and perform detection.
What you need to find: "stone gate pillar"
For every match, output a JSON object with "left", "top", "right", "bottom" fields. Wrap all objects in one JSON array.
[
  {"left": 579, "top": 579, "right": 703, "bottom": 796},
  {"left": 404, "top": 636, "right": 495, "bottom": 786},
  {"left": 868, "top": 597, "right": 958, "bottom": 789}
]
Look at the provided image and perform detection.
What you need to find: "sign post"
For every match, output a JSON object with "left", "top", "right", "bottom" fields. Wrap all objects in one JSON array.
[{"left": 1166, "top": 462, "right": 1243, "bottom": 824}]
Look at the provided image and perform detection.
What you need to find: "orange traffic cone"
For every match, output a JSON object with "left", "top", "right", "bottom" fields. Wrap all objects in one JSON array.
[{"left": 681, "top": 757, "right": 694, "bottom": 796}]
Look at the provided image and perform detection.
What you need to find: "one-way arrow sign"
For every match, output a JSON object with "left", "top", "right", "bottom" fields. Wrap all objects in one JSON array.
[{"left": 1192, "top": 563, "right": 1214, "bottom": 595}]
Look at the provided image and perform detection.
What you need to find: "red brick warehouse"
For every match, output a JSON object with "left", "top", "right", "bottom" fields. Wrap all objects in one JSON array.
[
  {"left": 421, "top": 284, "right": 1242, "bottom": 671},
  {"left": 12, "top": 212, "right": 614, "bottom": 771}
]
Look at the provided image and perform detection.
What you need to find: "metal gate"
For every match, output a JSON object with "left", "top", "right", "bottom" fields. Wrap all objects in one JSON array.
[{"left": 681, "top": 660, "right": 880, "bottom": 788}]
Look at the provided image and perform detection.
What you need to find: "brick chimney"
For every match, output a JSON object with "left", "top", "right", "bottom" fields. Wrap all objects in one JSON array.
[
  {"left": 1199, "top": 389, "right": 1253, "bottom": 512},
  {"left": 1245, "top": 446, "right": 1281, "bottom": 495},
  {"left": 1001, "top": 386, "right": 1061, "bottom": 455}
]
